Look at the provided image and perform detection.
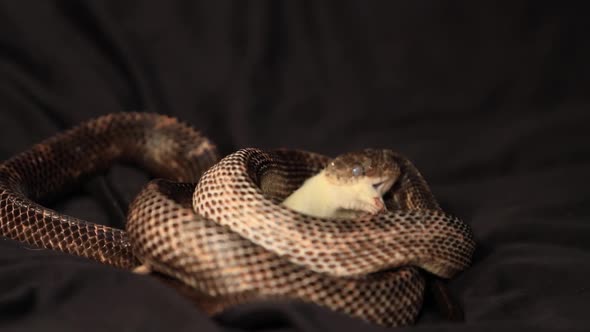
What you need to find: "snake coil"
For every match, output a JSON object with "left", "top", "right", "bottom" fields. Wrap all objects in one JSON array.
[{"left": 0, "top": 113, "right": 475, "bottom": 326}]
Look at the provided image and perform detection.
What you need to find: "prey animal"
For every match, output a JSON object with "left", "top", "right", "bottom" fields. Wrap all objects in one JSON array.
[{"left": 283, "top": 149, "right": 400, "bottom": 218}]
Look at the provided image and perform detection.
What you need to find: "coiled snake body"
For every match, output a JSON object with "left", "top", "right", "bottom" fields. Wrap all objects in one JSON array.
[{"left": 0, "top": 113, "right": 475, "bottom": 326}]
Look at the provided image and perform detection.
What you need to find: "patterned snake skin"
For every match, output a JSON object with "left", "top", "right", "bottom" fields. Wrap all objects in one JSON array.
[{"left": 0, "top": 113, "right": 475, "bottom": 326}]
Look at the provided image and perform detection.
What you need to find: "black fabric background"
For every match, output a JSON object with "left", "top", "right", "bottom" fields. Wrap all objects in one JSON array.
[{"left": 0, "top": 1, "right": 589, "bottom": 331}]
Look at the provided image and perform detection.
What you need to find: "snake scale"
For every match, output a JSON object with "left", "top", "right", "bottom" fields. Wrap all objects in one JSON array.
[{"left": 0, "top": 113, "right": 475, "bottom": 326}]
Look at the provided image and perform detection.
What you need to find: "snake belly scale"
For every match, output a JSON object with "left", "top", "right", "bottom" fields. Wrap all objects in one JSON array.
[{"left": 0, "top": 113, "right": 475, "bottom": 326}]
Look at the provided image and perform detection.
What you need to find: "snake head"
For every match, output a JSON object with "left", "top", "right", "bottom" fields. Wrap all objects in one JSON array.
[{"left": 324, "top": 149, "right": 400, "bottom": 215}]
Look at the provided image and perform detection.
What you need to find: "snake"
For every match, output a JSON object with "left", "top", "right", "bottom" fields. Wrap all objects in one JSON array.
[{"left": 0, "top": 112, "right": 475, "bottom": 327}]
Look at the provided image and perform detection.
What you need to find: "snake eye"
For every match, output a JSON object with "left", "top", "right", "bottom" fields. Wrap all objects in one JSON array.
[{"left": 351, "top": 164, "right": 364, "bottom": 177}]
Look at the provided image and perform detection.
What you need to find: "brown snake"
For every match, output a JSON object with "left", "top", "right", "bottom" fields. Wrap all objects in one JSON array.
[{"left": 0, "top": 113, "right": 475, "bottom": 326}]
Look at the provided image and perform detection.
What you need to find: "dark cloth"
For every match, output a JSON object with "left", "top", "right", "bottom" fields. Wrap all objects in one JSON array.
[{"left": 0, "top": 1, "right": 589, "bottom": 331}]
